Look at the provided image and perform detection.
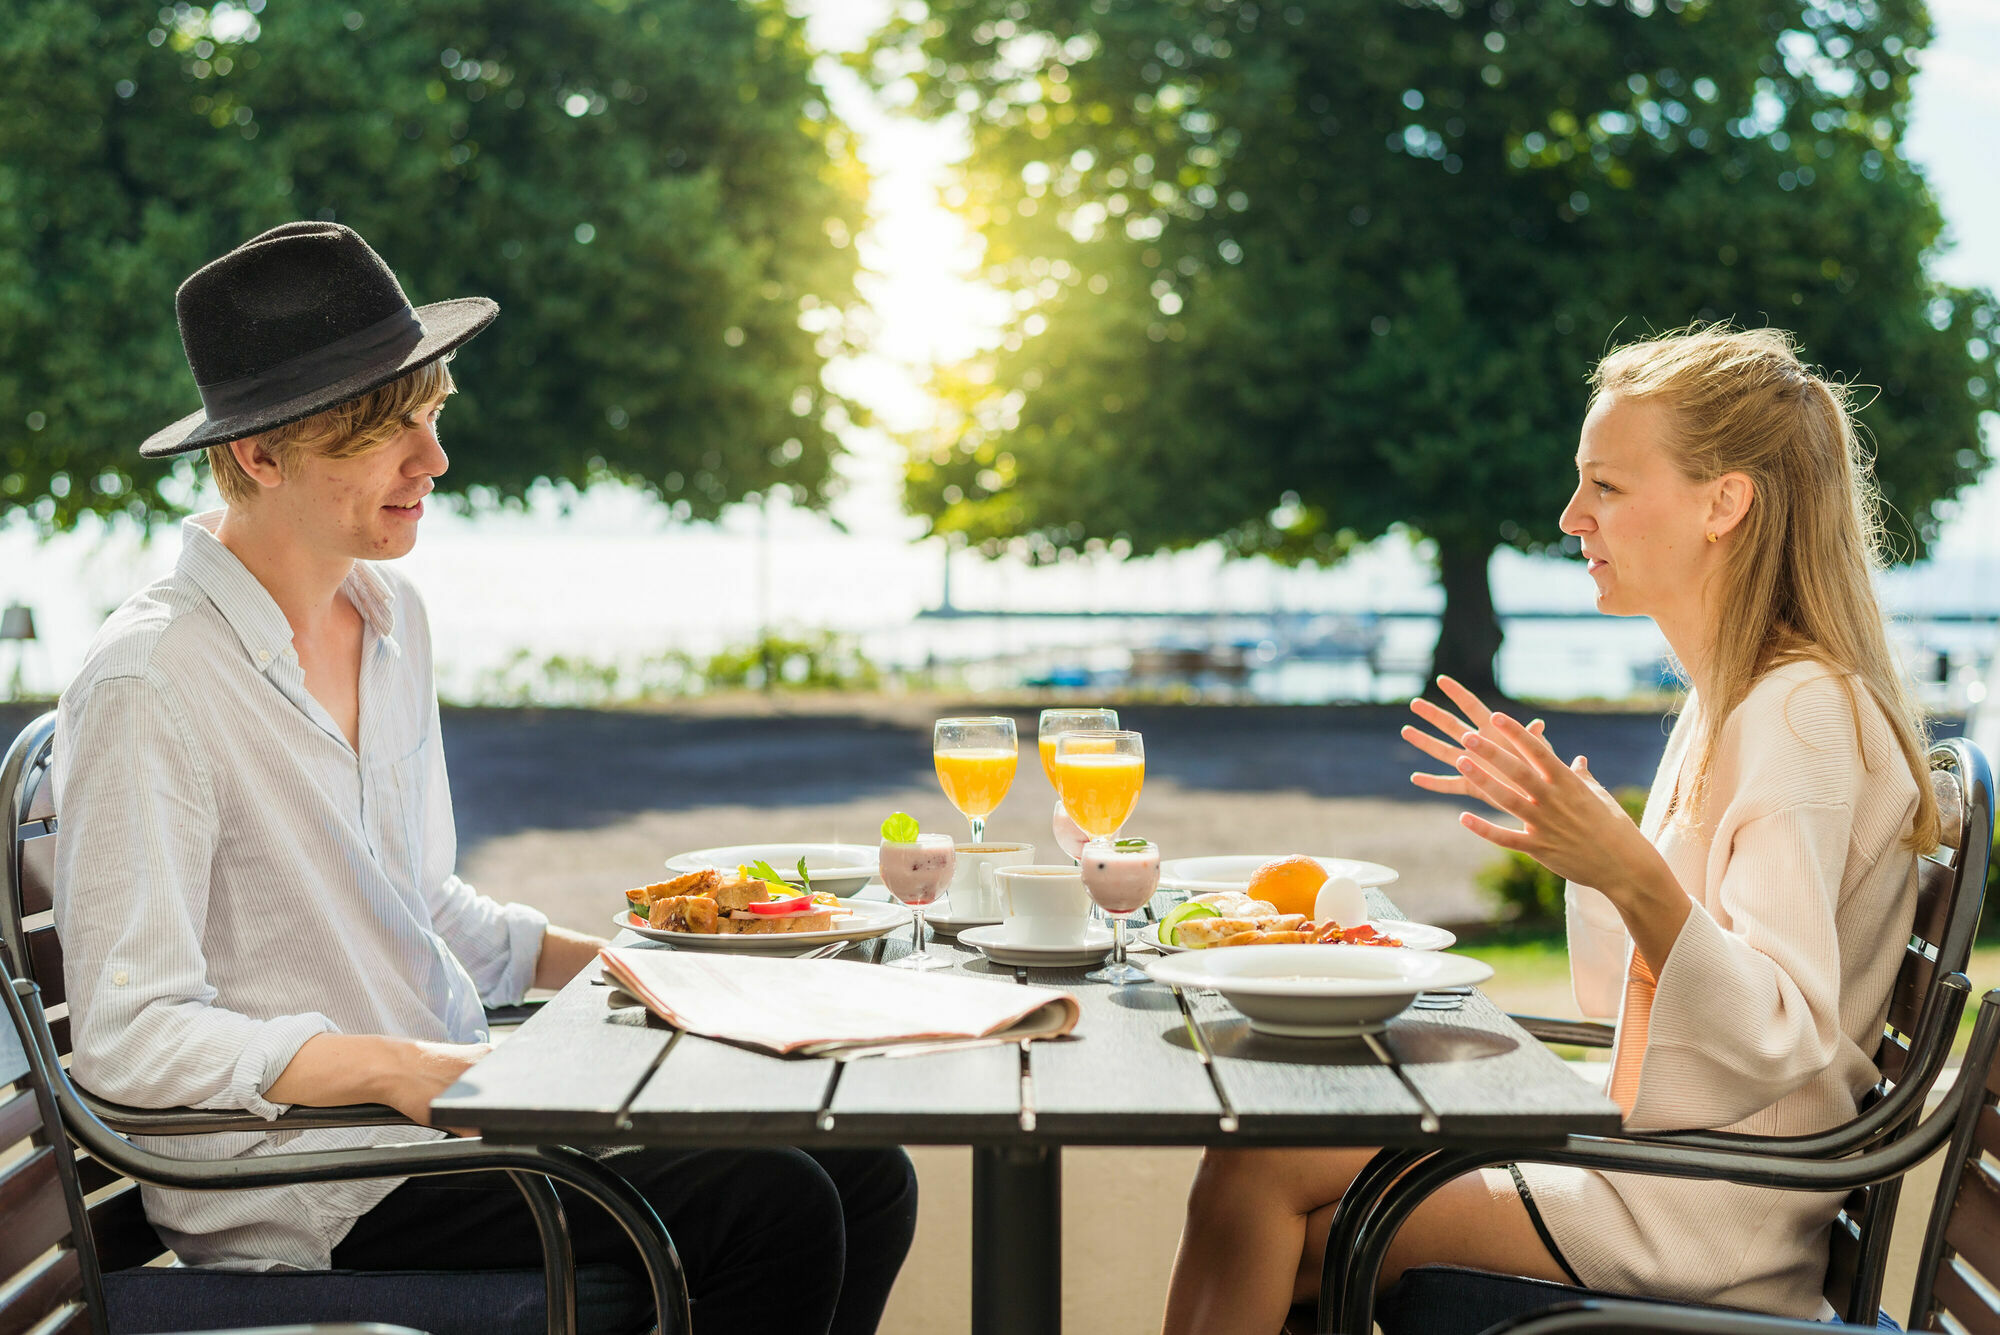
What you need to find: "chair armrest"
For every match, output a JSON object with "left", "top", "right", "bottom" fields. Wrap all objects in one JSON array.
[
  {"left": 186, "top": 1327, "right": 428, "bottom": 1335},
  {"left": 81, "top": 1092, "right": 412, "bottom": 1137},
  {"left": 485, "top": 999, "right": 546, "bottom": 1028},
  {"left": 1486, "top": 1300, "right": 1856, "bottom": 1333},
  {"left": 1509, "top": 1015, "right": 1615, "bottom": 1049}
]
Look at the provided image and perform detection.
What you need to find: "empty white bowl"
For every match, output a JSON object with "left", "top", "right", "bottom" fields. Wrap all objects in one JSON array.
[{"left": 1144, "top": 945, "right": 1492, "bottom": 1037}]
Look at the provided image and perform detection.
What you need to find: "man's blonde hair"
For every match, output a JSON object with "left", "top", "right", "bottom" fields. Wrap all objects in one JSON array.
[
  {"left": 207, "top": 357, "right": 455, "bottom": 505},
  {"left": 1590, "top": 324, "right": 1939, "bottom": 851}
]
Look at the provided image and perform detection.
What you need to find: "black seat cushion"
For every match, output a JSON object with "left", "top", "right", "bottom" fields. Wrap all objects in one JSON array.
[
  {"left": 1374, "top": 1266, "right": 1899, "bottom": 1334},
  {"left": 103, "top": 1262, "right": 649, "bottom": 1335}
]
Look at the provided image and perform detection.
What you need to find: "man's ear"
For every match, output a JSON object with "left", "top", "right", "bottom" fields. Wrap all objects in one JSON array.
[
  {"left": 226, "top": 433, "right": 286, "bottom": 491},
  {"left": 1708, "top": 471, "right": 1754, "bottom": 540}
]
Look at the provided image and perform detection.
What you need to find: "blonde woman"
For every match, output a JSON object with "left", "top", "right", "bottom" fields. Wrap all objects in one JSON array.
[{"left": 1161, "top": 325, "right": 1940, "bottom": 1331}]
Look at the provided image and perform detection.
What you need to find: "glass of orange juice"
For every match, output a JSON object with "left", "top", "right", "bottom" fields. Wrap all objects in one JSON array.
[
  {"left": 1052, "top": 729, "right": 1145, "bottom": 839},
  {"left": 933, "top": 716, "right": 1018, "bottom": 843},
  {"left": 1036, "top": 708, "right": 1118, "bottom": 787}
]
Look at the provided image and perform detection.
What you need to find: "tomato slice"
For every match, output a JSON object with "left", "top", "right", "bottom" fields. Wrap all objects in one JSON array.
[{"left": 747, "top": 894, "right": 815, "bottom": 916}]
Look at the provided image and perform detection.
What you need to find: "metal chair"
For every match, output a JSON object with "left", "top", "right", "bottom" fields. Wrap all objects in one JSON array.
[
  {"left": 1467, "top": 980, "right": 2000, "bottom": 1333},
  {"left": 0, "top": 976, "right": 428, "bottom": 1335},
  {"left": 1315, "top": 738, "right": 1994, "bottom": 1334},
  {"left": 1, "top": 711, "right": 685, "bottom": 1335}
]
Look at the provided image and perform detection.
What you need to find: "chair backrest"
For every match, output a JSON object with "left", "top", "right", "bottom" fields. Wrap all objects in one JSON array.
[
  {"left": 0, "top": 958, "right": 107, "bottom": 1335},
  {"left": 1908, "top": 986, "right": 2000, "bottom": 1331},
  {"left": 1824, "top": 736, "right": 1992, "bottom": 1324},
  {"left": 1, "top": 710, "right": 171, "bottom": 1274}
]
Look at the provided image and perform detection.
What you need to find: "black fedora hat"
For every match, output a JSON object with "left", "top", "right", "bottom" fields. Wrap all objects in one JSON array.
[{"left": 140, "top": 221, "right": 497, "bottom": 459}]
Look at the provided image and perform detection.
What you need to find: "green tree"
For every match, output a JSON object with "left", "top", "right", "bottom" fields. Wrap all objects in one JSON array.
[
  {"left": 1, "top": 0, "right": 867, "bottom": 528},
  {"left": 875, "top": 0, "right": 1999, "bottom": 695}
]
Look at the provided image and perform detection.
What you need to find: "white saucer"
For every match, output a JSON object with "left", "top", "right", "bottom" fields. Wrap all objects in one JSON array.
[
  {"left": 959, "top": 924, "right": 1114, "bottom": 967},
  {"left": 926, "top": 908, "right": 1003, "bottom": 938}
]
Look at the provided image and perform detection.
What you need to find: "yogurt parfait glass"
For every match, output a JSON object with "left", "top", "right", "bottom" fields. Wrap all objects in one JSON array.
[
  {"left": 879, "top": 831, "right": 958, "bottom": 971},
  {"left": 1079, "top": 836, "right": 1160, "bottom": 985}
]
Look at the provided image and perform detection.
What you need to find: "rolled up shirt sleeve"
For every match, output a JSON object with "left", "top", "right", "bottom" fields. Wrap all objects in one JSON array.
[
  {"left": 51, "top": 673, "right": 336, "bottom": 1119},
  {"left": 1628, "top": 800, "right": 1852, "bottom": 1127}
]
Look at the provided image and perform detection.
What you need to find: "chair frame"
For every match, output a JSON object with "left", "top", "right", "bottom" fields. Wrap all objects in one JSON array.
[
  {"left": 6, "top": 969, "right": 693, "bottom": 1335},
  {"left": 0, "top": 710, "right": 672, "bottom": 1335},
  {"left": 1319, "top": 737, "right": 1995, "bottom": 1334}
]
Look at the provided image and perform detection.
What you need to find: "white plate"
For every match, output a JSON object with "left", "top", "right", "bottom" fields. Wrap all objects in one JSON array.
[
  {"left": 1140, "top": 919, "right": 1456, "bottom": 953},
  {"left": 1146, "top": 945, "right": 1491, "bottom": 1037},
  {"left": 664, "top": 843, "right": 879, "bottom": 899},
  {"left": 1158, "top": 854, "right": 1398, "bottom": 894},
  {"left": 613, "top": 898, "right": 910, "bottom": 953},
  {"left": 958, "top": 924, "right": 1114, "bottom": 968}
]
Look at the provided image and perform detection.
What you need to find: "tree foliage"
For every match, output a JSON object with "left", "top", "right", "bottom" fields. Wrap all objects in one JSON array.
[
  {"left": 874, "top": 0, "right": 1999, "bottom": 691},
  {"left": 1, "top": 0, "right": 867, "bottom": 528}
]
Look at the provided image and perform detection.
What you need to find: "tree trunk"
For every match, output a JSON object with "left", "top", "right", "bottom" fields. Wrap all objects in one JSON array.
[{"left": 1430, "top": 536, "right": 1504, "bottom": 701}]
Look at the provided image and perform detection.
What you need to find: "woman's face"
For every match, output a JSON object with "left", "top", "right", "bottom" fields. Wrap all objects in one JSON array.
[{"left": 1559, "top": 393, "right": 1718, "bottom": 623}]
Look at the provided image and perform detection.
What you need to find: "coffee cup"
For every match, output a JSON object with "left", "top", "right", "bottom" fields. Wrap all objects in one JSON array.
[
  {"left": 995, "top": 864, "right": 1092, "bottom": 946},
  {"left": 948, "top": 842, "right": 1034, "bottom": 919}
]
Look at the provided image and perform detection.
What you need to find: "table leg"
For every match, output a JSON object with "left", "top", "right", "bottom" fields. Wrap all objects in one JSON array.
[{"left": 972, "top": 1144, "right": 1062, "bottom": 1335}]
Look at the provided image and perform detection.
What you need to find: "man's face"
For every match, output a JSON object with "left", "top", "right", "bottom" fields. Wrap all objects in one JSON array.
[{"left": 267, "top": 399, "right": 448, "bottom": 562}]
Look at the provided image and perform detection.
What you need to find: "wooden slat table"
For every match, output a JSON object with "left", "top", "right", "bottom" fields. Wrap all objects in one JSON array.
[{"left": 435, "top": 891, "right": 1622, "bottom": 1335}]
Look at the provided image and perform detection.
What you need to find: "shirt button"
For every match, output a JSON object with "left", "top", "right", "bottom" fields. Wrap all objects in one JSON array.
[
  {"left": 283, "top": 646, "right": 297, "bottom": 661},
  {"left": 113, "top": 970, "right": 128, "bottom": 986},
  {"left": 256, "top": 649, "right": 272, "bottom": 665}
]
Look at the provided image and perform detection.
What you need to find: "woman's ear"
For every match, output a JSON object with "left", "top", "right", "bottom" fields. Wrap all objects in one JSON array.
[
  {"left": 226, "top": 434, "right": 286, "bottom": 491},
  {"left": 1708, "top": 471, "right": 1754, "bottom": 539}
]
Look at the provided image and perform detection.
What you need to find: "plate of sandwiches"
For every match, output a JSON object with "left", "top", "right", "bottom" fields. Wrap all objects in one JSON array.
[
  {"left": 664, "top": 843, "right": 880, "bottom": 900},
  {"left": 618, "top": 868, "right": 910, "bottom": 953}
]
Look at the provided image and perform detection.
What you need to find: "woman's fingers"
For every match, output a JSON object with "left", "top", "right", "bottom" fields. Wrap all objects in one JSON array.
[
  {"left": 1401, "top": 724, "right": 1465, "bottom": 769},
  {"left": 1408, "top": 695, "right": 1472, "bottom": 742},
  {"left": 1436, "top": 676, "right": 1495, "bottom": 728},
  {"left": 1490, "top": 711, "right": 1559, "bottom": 762},
  {"left": 1409, "top": 771, "right": 1469, "bottom": 796},
  {"left": 1456, "top": 755, "right": 1536, "bottom": 822},
  {"left": 1459, "top": 810, "right": 1533, "bottom": 852},
  {"left": 1463, "top": 730, "right": 1548, "bottom": 789}
]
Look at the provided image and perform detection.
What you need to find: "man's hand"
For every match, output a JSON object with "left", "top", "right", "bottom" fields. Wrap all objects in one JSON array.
[
  {"left": 534, "top": 923, "right": 608, "bottom": 989},
  {"left": 266, "top": 1033, "right": 490, "bottom": 1127},
  {"left": 382, "top": 1039, "right": 492, "bottom": 1127}
]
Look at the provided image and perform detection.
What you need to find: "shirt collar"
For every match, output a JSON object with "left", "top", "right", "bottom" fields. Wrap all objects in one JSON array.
[{"left": 177, "top": 512, "right": 400, "bottom": 670}]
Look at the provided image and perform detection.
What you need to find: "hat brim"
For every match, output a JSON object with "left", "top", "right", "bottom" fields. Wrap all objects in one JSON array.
[{"left": 138, "top": 296, "right": 498, "bottom": 460}]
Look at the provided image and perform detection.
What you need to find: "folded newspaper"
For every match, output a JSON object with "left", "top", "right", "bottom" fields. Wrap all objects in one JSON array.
[{"left": 597, "top": 947, "right": 1082, "bottom": 1057}]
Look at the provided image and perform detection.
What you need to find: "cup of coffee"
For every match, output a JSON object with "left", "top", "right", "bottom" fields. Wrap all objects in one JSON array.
[
  {"left": 995, "top": 864, "right": 1093, "bottom": 946},
  {"left": 947, "top": 842, "right": 1034, "bottom": 919}
]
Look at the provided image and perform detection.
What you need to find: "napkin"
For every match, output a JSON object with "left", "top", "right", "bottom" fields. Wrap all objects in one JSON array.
[{"left": 598, "top": 947, "right": 1081, "bottom": 1057}]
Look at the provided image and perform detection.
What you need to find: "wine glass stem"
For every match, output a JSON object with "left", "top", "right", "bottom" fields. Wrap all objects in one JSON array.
[
  {"left": 912, "top": 907, "right": 928, "bottom": 960},
  {"left": 968, "top": 814, "right": 985, "bottom": 844},
  {"left": 1111, "top": 915, "right": 1128, "bottom": 969}
]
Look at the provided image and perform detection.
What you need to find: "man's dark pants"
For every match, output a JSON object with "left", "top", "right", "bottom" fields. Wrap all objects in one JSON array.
[{"left": 332, "top": 1145, "right": 919, "bottom": 1335}]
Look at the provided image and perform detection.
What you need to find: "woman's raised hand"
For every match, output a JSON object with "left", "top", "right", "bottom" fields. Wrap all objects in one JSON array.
[{"left": 1402, "top": 675, "right": 1547, "bottom": 799}]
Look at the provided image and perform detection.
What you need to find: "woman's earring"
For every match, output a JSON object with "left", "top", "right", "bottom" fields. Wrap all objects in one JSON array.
[{"left": 1706, "top": 532, "right": 1718, "bottom": 543}]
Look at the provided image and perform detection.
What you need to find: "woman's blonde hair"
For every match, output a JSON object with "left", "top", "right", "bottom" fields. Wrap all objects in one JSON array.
[
  {"left": 1589, "top": 324, "right": 1939, "bottom": 850},
  {"left": 206, "top": 356, "right": 454, "bottom": 506}
]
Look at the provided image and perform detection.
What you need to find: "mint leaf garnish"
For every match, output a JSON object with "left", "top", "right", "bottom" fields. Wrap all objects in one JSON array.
[
  {"left": 1114, "top": 837, "right": 1150, "bottom": 850},
  {"left": 880, "top": 812, "right": 919, "bottom": 843},
  {"left": 746, "top": 860, "right": 790, "bottom": 889},
  {"left": 795, "top": 855, "right": 815, "bottom": 893}
]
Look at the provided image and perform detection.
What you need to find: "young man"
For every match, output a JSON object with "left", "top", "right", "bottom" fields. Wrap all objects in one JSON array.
[{"left": 52, "top": 222, "right": 916, "bottom": 1334}]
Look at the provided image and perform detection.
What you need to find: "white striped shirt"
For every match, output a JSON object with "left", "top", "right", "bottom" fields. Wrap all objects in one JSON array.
[{"left": 51, "top": 511, "right": 548, "bottom": 1271}]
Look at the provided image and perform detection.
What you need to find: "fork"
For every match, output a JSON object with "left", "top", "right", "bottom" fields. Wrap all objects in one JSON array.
[{"left": 799, "top": 940, "right": 853, "bottom": 960}]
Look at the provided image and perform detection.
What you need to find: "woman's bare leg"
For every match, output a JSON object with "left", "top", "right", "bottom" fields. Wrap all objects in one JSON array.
[{"left": 1163, "top": 1149, "right": 1571, "bottom": 1335}]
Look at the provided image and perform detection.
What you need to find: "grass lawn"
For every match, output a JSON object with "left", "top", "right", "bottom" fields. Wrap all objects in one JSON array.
[{"left": 1466, "top": 927, "right": 2000, "bottom": 1062}]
